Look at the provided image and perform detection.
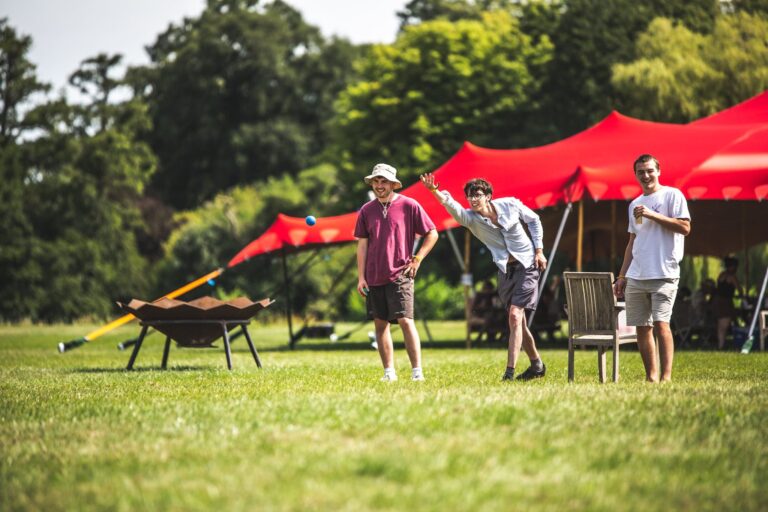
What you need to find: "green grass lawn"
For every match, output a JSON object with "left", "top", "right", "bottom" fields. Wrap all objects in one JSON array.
[{"left": 1, "top": 321, "right": 767, "bottom": 511}]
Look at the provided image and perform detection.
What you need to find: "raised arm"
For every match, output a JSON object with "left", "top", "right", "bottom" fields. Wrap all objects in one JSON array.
[{"left": 419, "top": 172, "right": 471, "bottom": 226}]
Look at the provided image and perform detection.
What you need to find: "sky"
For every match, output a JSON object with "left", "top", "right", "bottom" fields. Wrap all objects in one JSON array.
[{"left": 2, "top": 0, "right": 409, "bottom": 97}]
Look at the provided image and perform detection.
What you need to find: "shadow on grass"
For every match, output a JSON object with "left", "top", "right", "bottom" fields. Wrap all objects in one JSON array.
[{"left": 72, "top": 365, "right": 214, "bottom": 373}]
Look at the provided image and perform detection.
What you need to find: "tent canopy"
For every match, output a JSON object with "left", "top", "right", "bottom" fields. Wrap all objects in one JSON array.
[{"left": 227, "top": 92, "right": 768, "bottom": 267}]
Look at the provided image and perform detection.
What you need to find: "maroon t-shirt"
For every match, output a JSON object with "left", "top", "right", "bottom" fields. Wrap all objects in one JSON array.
[{"left": 354, "top": 195, "right": 436, "bottom": 286}]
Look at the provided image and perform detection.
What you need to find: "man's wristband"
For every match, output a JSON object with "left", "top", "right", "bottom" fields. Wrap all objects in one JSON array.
[
  {"left": 614, "top": 275, "right": 626, "bottom": 284},
  {"left": 412, "top": 255, "right": 422, "bottom": 263},
  {"left": 428, "top": 182, "right": 439, "bottom": 191}
]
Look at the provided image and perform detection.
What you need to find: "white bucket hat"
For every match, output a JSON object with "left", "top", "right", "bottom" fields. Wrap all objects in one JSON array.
[{"left": 363, "top": 163, "right": 402, "bottom": 190}]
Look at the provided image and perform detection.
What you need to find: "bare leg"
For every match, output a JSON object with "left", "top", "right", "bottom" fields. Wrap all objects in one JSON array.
[
  {"left": 636, "top": 325, "right": 659, "bottom": 382},
  {"left": 716, "top": 317, "right": 730, "bottom": 350},
  {"left": 397, "top": 317, "right": 422, "bottom": 369},
  {"left": 655, "top": 321, "right": 675, "bottom": 381},
  {"left": 507, "top": 306, "right": 525, "bottom": 369},
  {"left": 374, "top": 319, "right": 394, "bottom": 369},
  {"left": 521, "top": 315, "right": 541, "bottom": 362}
]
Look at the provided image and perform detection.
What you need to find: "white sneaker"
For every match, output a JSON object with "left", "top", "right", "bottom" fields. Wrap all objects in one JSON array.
[
  {"left": 412, "top": 374, "right": 425, "bottom": 381},
  {"left": 381, "top": 373, "right": 398, "bottom": 382}
]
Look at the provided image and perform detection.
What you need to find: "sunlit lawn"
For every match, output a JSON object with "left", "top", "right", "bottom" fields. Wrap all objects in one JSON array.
[{"left": 1, "top": 321, "right": 767, "bottom": 511}]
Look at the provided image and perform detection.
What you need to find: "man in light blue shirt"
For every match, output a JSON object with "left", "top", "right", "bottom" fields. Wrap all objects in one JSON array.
[{"left": 421, "top": 173, "right": 548, "bottom": 381}]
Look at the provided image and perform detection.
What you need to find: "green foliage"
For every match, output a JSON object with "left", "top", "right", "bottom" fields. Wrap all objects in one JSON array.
[
  {"left": 154, "top": 164, "right": 359, "bottom": 320},
  {"left": 612, "top": 12, "right": 768, "bottom": 121},
  {"left": 397, "top": 0, "right": 517, "bottom": 28},
  {"left": 416, "top": 274, "right": 466, "bottom": 319},
  {"left": 0, "top": 33, "right": 157, "bottom": 321},
  {"left": 538, "top": 0, "right": 720, "bottom": 138},
  {"left": 138, "top": 0, "right": 360, "bottom": 208},
  {"left": 332, "top": 10, "right": 553, "bottom": 202},
  {"left": 0, "top": 18, "right": 50, "bottom": 146},
  {"left": 2, "top": 323, "right": 768, "bottom": 510}
]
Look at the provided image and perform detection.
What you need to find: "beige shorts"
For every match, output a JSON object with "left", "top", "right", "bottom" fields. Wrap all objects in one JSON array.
[{"left": 625, "top": 278, "right": 678, "bottom": 326}]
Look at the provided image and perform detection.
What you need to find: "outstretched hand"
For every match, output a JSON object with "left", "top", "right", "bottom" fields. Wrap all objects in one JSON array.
[{"left": 420, "top": 173, "right": 439, "bottom": 191}]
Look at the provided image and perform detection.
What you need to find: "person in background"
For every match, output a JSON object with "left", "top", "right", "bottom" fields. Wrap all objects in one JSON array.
[{"left": 713, "top": 256, "right": 744, "bottom": 350}]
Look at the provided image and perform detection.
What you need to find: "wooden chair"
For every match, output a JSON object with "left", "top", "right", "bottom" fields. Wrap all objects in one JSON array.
[
  {"left": 760, "top": 310, "right": 768, "bottom": 352},
  {"left": 563, "top": 272, "right": 638, "bottom": 382}
]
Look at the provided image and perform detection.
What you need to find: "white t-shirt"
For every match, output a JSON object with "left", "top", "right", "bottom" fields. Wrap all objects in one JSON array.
[{"left": 627, "top": 186, "right": 690, "bottom": 280}]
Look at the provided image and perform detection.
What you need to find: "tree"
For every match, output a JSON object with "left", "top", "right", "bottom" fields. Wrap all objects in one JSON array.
[
  {"left": 0, "top": 37, "right": 158, "bottom": 321},
  {"left": 397, "top": 0, "right": 516, "bottom": 28},
  {"left": 137, "top": 0, "right": 359, "bottom": 209},
  {"left": 153, "top": 163, "right": 350, "bottom": 320},
  {"left": 331, "top": 10, "right": 553, "bottom": 203},
  {"left": 538, "top": 0, "right": 720, "bottom": 139},
  {"left": 612, "top": 12, "right": 768, "bottom": 122},
  {"left": 68, "top": 53, "right": 124, "bottom": 133},
  {"left": 0, "top": 17, "right": 49, "bottom": 146}
]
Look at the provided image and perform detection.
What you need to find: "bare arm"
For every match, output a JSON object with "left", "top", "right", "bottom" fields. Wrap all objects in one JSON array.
[
  {"left": 419, "top": 172, "right": 471, "bottom": 225},
  {"left": 356, "top": 238, "right": 369, "bottom": 297},
  {"left": 404, "top": 229, "right": 439, "bottom": 279},
  {"left": 634, "top": 205, "right": 691, "bottom": 235},
  {"left": 613, "top": 233, "right": 636, "bottom": 299}
]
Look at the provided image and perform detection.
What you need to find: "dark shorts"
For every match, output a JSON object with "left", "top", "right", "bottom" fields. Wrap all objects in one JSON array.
[
  {"left": 498, "top": 260, "right": 540, "bottom": 312},
  {"left": 367, "top": 274, "right": 414, "bottom": 324}
]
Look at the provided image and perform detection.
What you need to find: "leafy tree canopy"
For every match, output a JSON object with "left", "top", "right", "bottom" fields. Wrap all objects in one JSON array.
[
  {"left": 137, "top": 0, "right": 360, "bottom": 209},
  {"left": 612, "top": 12, "right": 768, "bottom": 122},
  {"left": 331, "top": 10, "right": 553, "bottom": 202}
]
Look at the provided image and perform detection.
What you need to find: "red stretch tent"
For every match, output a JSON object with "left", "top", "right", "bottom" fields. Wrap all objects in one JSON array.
[{"left": 227, "top": 92, "right": 768, "bottom": 267}]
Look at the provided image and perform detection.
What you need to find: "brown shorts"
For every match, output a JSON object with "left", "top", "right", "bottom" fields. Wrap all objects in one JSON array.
[
  {"left": 367, "top": 274, "right": 414, "bottom": 324},
  {"left": 498, "top": 260, "right": 539, "bottom": 312}
]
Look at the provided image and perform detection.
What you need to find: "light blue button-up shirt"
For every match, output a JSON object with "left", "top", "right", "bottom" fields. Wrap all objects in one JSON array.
[{"left": 439, "top": 191, "right": 543, "bottom": 272}]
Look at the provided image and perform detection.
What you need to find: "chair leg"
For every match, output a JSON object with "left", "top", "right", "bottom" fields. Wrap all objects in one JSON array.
[
  {"left": 612, "top": 344, "right": 619, "bottom": 383},
  {"left": 568, "top": 338, "right": 575, "bottom": 382},
  {"left": 597, "top": 346, "right": 606, "bottom": 383}
]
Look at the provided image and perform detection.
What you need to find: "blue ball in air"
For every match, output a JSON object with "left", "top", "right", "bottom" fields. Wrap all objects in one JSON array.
[{"left": 305, "top": 215, "right": 317, "bottom": 226}]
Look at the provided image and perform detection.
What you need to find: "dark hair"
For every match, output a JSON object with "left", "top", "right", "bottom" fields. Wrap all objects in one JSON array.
[
  {"left": 464, "top": 178, "right": 493, "bottom": 198},
  {"left": 724, "top": 256, "right": 739, "bottom": 268},
  {"left": 633, "top": 154, "right": 660, "bottom": 172}
]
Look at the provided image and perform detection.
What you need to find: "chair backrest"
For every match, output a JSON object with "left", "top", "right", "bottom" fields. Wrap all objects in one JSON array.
[{"left": 563, "top": 272, "right": 617, "bottom": 335}]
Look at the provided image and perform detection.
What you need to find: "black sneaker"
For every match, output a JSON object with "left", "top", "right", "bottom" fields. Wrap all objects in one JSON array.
[
  {"left": 501, "top": 372, "right": 515, "bottom": 381},
  {"left": 516, "top": 363, "right": 546, "bottom": 381}
]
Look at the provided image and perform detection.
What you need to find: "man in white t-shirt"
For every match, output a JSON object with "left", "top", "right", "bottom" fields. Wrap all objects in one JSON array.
[{"left": 613, "top": 154, "right": 691, "bottom": 382}]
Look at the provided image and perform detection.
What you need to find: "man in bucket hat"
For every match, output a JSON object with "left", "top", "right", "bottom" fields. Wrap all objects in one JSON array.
[{"left": 355, "top": 163, "right": 438, "bottom": 381}]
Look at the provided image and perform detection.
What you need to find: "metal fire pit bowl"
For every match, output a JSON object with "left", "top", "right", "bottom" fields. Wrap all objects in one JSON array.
[{"left": 118, "top": 296, "right": 274, "bottom": 370}]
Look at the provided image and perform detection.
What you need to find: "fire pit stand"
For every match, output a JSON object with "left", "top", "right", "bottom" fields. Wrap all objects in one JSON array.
[
  {"left": 126, "top": 319, "right": 261, "bottom": 370},
  {"left": 118, "top": 296, "right": 273, "bottom": 371}
]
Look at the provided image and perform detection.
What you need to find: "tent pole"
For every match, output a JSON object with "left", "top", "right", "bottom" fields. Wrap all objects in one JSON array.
[
  {"left": 445, "top": 228, "right": 466, "bottom": 271},
  {"left": 282, "top": 248, "right": 296, "bottom": 348},
  {"left": 528, "top": 202, "right": 574, "bottom": 326},
  {"left": 611, "top": 201, "right": 617, "bottom": 267},
  {"left": 740, "top": 266, "right": 768, "bottom": 354},
  {"left": 577, "top": 201, "right": 584, "bottom": 271},
  {"left": 464, "top": 229, "right": 472, "bottom": 349},
  {"left": 742, "top": 202, "right": 750, "bottom": 293}
]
